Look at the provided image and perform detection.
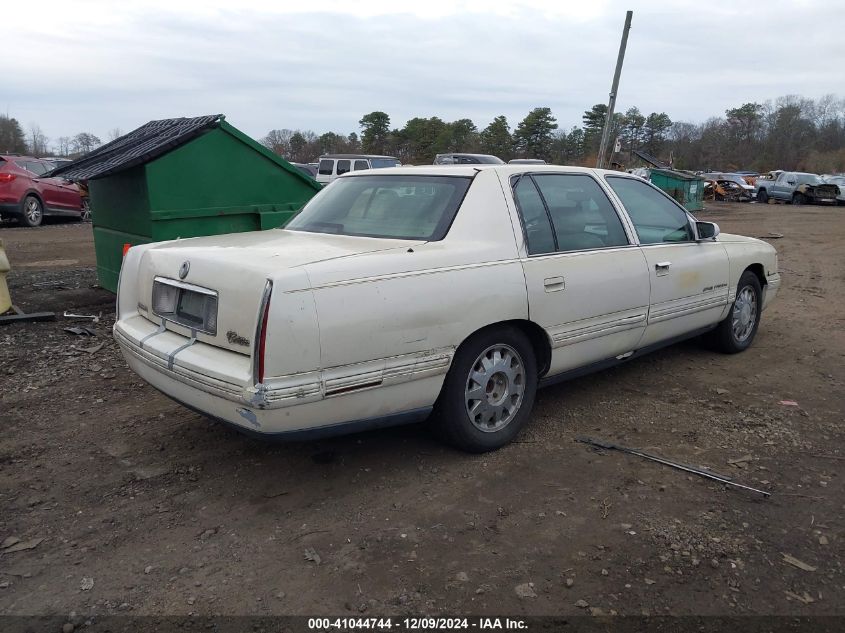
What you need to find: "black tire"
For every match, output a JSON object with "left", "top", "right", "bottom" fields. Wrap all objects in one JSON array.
[
  {"left": 432, "top": 326, "right": 538, "bottom": 452},
  {"left": 20, "top": 195, "right": 43, "bottom": 227},
  {"left": 756, "top": 189, "right": 768, "bottom": 204},
  {"left": 708, "top": 271, "right": 763, "bottom": 354},
  {"left": 792, "top": 192, "right": 805, "bottom": 206}
]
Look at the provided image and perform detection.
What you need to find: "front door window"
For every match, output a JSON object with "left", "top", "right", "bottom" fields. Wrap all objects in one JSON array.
[{"left": 605, "top": 176, "right": 693, "bottom": 244}]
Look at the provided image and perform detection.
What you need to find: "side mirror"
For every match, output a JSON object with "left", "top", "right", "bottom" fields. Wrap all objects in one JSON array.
[{"left": 696, "top": 221, "right": 720, "bottom": 241}]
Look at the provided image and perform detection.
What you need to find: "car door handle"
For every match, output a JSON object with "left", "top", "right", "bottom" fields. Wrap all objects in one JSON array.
[
  {"left": 655, "top": 261, "right": 671, "bottom": 276},
  {"left": 544, "top": 276, "right": 565, "bottom": 292}
]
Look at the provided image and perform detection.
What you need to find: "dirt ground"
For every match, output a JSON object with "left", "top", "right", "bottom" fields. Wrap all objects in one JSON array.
[{"left": 0, "top": 202, "right": 842, "bottom": 621}]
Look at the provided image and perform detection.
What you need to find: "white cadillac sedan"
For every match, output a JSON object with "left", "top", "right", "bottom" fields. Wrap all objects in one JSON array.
[{"left": 114, "top": 166, "right": 781, "bottom": 452}]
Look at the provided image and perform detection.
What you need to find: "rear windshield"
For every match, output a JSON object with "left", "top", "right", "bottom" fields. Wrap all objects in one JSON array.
[
  {"left": 285, "top": 175, "right": 472, "bottom": 240},
  {"left": 370, "top": 158, "right": 400, "bottom": 169}
]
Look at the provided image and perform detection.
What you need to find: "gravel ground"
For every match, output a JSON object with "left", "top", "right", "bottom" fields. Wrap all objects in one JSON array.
[{"left": 0, "top": 203, "right": 842, "bottom": 620}]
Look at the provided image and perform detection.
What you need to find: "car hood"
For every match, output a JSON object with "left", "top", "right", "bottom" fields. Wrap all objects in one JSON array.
[{"left": 716, "top": 233, "right": 767, "bottom": 245}]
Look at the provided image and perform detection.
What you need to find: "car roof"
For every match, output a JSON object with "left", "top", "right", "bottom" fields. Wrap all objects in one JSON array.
[
  {"left": 319, "top": 154, "right": 398, "bottom": 159},
  {"left": 1, "top": 154, "right": 40, "bottom": 161},
  {"left": 436, "top": 153, "right": 503, "bottom": 162},
  {"left": 337, "top": 164, "right": 626, "bottom": 178}
]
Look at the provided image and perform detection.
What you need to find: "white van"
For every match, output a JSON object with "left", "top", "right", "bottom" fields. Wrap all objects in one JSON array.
[{"left": 316, "top": 154, "right": 401, "bottom": 184}]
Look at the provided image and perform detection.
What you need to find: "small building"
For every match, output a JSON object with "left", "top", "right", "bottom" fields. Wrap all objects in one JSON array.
[{"left": 50, "top": 115, "right": 321, "bottom": 292}]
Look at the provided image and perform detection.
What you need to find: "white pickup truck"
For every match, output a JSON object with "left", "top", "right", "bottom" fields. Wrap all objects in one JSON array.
[{"left": 756, "top": 171, "right": 839, "bottom": 205}]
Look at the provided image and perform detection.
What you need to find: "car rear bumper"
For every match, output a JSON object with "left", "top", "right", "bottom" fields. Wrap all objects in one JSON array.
[{"left": 114, "top": 314, "right": 444, "bottom": 436}]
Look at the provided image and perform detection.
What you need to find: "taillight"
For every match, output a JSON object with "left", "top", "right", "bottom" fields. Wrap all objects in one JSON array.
[
  {"left": 258, "top": 298, "right": 271, "bottom": 383},
  {"left": 254, "top": 280, "right": 273, "bottom": 385},
  {"left": 0, "top": 173, "right": 16, "bottom": 184}
]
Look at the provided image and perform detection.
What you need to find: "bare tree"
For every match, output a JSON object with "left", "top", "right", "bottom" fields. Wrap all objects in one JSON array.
[
  {"left": 55, "top": 136, "right": 72, "bottom": 157},
  {"left": 107, "top": 127, "right": 123, "bottom": 141},
  {"left": 29, "top": 124, "right": 50, "bottom": 156},
  {"left": 72, "top": 132, "right": 101, "bottom": 155},
  {"left": 261, "top": 129, "right": 294, "bottom": 156}
]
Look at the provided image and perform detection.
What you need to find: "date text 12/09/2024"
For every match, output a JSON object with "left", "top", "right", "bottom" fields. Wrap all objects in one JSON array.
[{"left": 308, "top": 617, "right": 528, "bottom": 630}]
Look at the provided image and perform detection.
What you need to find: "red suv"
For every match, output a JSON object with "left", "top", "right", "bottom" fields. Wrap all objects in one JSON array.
[{"left": 0, "top": 155, "right": 87, "bottom": 227}]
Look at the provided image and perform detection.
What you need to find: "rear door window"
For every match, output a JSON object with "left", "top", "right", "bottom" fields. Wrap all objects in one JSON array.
[
  {"left": 531, "top": 174, "right": 629, "bottom": 251},
  {"left": 336, "top": 160, "right": 351, "bottom": 175},
  {"left": 512, "top": 177, "right": 555, "bottom": 255},
  {"left": 606, "top": 176, "right": 693, "bottom": 244},
  {"left": 354, "top": 160, "right": 369, "bottom": 171}
]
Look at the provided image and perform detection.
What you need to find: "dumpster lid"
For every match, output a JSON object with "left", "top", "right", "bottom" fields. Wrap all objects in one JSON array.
[
  {"left": 649, "top": 168, "right": 704, "bottom": 181},
  {"left": 632, "top": 149, "right": 671, "bottom": 170},
  {"left": 47, "top": 114, "right": 224, "bottom": 180}
]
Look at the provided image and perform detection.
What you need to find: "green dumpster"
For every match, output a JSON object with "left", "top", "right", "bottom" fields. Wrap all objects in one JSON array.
[
  {"left": 648, "top": 168, "right": 705, "bottom": 213},
  {"left": 49, "top": 115, "right": 321, "bottom": 292}
]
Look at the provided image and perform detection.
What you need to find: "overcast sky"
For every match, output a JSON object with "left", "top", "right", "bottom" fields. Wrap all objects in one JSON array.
[{"left": 4, "top": 0, "right": 845, "bottom": 147}]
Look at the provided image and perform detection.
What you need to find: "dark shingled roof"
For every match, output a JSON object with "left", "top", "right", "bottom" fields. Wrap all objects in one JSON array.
[{"left": 48, "top": 114, "right": 224, "bottom": 180}]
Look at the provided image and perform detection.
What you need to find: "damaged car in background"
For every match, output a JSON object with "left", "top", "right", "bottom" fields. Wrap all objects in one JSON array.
[
  {"left": 822, "top": 174, "right": 845, "bottom": 205},
  {"left": 114, "top": 165, "right": 781, "bottom": 452},
  {"left": 701, "top": 172, "right": 757, "bottom": 202},
  {"left": 702, "top": 172, "right": 756, "bottom": 202},
  {"left": 756, "top": 171, "right": 839, "bottom": 205}
]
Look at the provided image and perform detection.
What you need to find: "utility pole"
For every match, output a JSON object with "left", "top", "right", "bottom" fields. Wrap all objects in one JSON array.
[{"left": 596, "top": 10, "right": 633, "bottom": 170}]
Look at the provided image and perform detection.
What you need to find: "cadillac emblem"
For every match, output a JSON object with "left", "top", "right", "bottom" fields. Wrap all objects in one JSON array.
[{"left": 178, "top": 260, "right": 190, "bottom": 280}]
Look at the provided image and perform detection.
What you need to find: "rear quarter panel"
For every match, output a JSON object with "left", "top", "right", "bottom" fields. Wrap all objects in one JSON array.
[{"left": 305, "top": 169, "right": 527, "bottom": 372}]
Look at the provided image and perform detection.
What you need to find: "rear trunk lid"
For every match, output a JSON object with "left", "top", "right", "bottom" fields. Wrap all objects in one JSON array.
[{"left": 135, "top": 229, "right": 423, "bottom": 354}]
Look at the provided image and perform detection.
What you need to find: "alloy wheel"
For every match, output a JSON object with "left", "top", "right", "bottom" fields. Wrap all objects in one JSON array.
[
  {"left": 25, "top": 198, "right": 42, "bottom": 224},
  {"left": 732, "top": 285, "right": 758, "bottom": 342},
  {"left": 464, "top": 344, "right": 526, "bottom": 432}
]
